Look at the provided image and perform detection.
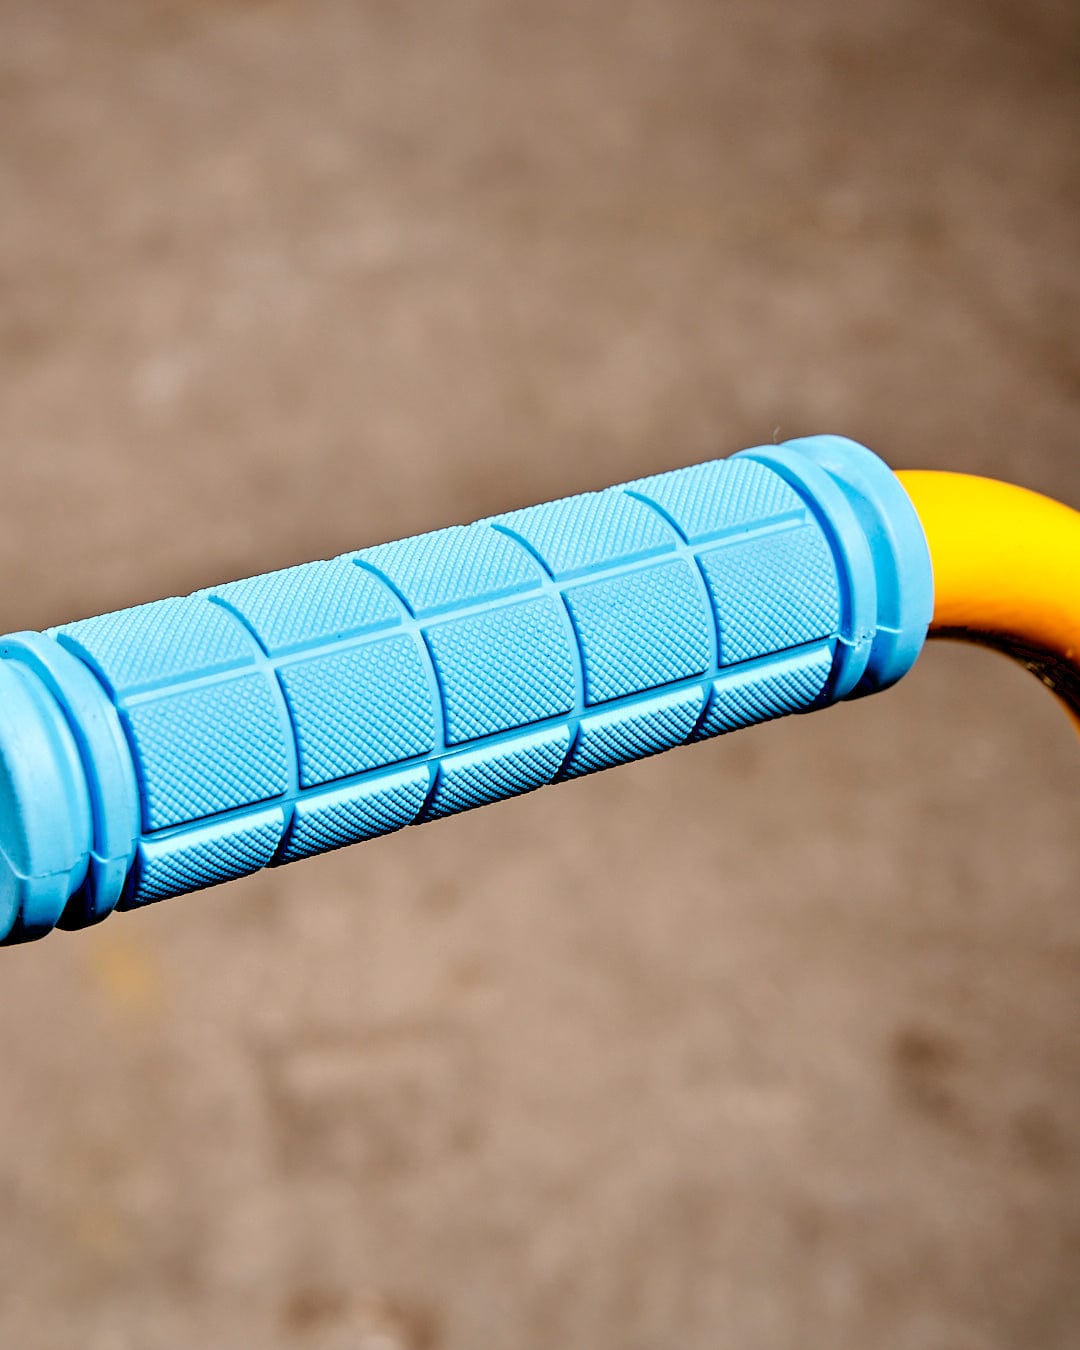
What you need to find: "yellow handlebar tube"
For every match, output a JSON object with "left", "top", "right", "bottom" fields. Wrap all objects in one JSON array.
[{"left": 897, "top": 471, "right": 1080, "bottom": 727}]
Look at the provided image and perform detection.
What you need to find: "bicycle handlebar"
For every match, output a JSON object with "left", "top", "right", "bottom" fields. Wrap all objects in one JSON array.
[{"left": 0, "top": 435, "right": 933, "bottom": 942}]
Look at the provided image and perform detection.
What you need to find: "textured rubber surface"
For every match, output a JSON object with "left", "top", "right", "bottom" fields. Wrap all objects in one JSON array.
[{"left": 0, "top": 438, "right": 934, "bottom": 936}]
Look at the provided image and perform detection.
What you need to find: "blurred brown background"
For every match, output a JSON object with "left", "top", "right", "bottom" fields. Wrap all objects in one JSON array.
[{"left": 1, "top": 1, "right": 1078, "bottom": 1347}]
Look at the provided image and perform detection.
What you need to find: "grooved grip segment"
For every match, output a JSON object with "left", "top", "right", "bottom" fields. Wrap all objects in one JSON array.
[{"left": 0, "top": 437, "right": 933, "bottom": 941}]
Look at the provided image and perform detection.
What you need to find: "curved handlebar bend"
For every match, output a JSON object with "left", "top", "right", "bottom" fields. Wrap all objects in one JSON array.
[{"left": 898, "top": 471, "right": 1080, "bottom": 727}]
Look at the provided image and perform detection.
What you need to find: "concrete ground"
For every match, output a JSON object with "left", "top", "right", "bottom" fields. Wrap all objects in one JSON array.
[{"left": 0, "top": 1, "right": 1077, "bottom": 1346}]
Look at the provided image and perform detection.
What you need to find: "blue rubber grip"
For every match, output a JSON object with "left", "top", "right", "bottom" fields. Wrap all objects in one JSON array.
[{"left": 0, "top": 436, "right": 932, "bottom": 942}]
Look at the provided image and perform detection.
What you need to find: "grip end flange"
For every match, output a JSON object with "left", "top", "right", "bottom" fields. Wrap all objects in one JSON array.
[
  {"left": 739, "top": 435, "right": 934, "bottom": 699},
  {"left": 0, "top": 635, "right": 139, "bottom": 942}
]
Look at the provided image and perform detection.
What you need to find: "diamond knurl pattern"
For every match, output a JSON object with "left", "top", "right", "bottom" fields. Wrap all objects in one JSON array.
[
  {"left": 280, "top": 633, "right": 436, "bottom": 787},
  {"left": 25, "top": 447, "right": 871, "bottom": 922},
  {"left": 213, "top": 558, "right": 400, "bottom": 654},
  {"left": 625, "top": 458, "right": 803, "bottom": 543},
  {"left": 126, "top": 673, "right": 290, "bottom": 830},
  {"left": 564, "top": 559, "right": 711, "bottom": 706},
  {"left": 494, "top": 487, "right": 675, "bottom": 579},
  {"left": 425, "top": 596, "right": 577, "bottom": 745},
  {"left": 563, "top": 686, "right": 704, "bottom": 778},
  {"left": 57, "top": 595, "right": 251, "bottom": 695},
  {"left": 695, "top": 647, "right": 834, "bottom": 740},
  {"left": 425, "top": 726, "right": 571, "bottom": 819},
  {"left": 133, "top": 813, "right": 284, "bottom": 903},
  {"left": 356, "top": 522, "right": 542, "bottom": 616},
  {"left": 281, "top": 768, "right": 429, "bottom": 862},
  {"left": 699, "top": 525, "right": 841, "bottom": 665}
]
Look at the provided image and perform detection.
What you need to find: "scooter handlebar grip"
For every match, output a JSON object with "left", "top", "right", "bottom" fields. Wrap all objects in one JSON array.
[{"left": 0, "top": 434, "right": 932, "bottom": 941}]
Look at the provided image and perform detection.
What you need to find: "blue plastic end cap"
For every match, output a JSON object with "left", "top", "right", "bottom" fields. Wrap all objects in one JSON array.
[
  {"left": 0, "top": 634, "right": 141, "bottom": 938},
  {"left": 783, "top": 435, "right": 934, "bottom": 697},
  {"left": 0, "top": 660, "right": 95, "bottom": 942}
]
